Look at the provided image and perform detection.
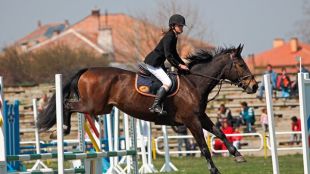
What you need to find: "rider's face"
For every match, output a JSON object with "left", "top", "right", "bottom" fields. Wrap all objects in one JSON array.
[{"left": 174, "top": 25, "right": 184, "bottom": 34}]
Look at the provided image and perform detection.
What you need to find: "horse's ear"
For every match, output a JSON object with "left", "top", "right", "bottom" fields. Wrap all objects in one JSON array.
[{"left": 236, "top": 44, "right": 244, "bottom": 55}]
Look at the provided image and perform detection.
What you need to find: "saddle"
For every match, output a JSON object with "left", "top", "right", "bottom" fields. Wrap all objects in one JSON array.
[{"left": 135, "top": 63, "right": 179, "bottom": 97}]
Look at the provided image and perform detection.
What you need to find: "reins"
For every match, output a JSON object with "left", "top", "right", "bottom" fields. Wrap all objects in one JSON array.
[
  {"left": 186, "top": 57, "right": 253, "bottom": 102},
  {"left": 186, "top": 71, "right": 226, "bottom": 102}
]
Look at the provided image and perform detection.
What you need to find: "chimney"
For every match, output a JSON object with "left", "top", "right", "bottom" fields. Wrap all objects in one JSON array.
[
  {"left": 91, "top": 8, "right": 100, "bottom": 17},
  {"left": 64, "top": 19, "right": 70, "bottom": 27},
  {"left": 105, "top": 10, "right": 108, "bottom": 26},
  {"left": 290, "top": 37, "right": 299, "bottom": 53},
  {"left": 37, "top": 20, "right": 42, "bottom": 28},
  {"left": 21, "top": 43, "right": 28, "bottom": 52},
  {"left": 273, "top": 38, "right": 284, "bottom": 48},
  {"left": 97, "top": 27, "right": 114, "bottom": 54}
]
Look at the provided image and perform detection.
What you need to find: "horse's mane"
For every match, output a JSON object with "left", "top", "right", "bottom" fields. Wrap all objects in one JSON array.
[{"left": 187, "top": 47, "right": 237, "bottom": 68}]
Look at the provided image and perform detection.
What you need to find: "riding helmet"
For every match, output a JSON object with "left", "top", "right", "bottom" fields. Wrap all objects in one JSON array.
[{"left": 169, "top": 14, "right": 186, "bottom": 26}]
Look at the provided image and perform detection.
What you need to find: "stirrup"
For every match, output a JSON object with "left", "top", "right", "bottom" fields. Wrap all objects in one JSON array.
[{"left": 149, "top": 104, "right": 167, "bottom": 115}]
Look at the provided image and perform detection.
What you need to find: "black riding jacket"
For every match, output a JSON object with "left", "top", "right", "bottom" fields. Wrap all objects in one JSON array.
[{"left": 144, "top": 30, "right": 186, "bottom": 68}]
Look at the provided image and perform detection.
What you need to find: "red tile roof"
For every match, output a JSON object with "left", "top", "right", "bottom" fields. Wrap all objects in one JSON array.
[
  {"left": 246, "top": 39, "right": 310, "bottom": 68},
  {"left": 17, "top": 22, "right": 68, "bottom": 45},
  {"left": 14, "top": 10, "right": 213, "bottom": 64}
]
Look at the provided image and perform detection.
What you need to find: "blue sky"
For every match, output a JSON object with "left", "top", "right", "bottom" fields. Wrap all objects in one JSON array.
[{"left": 0, "top": 0, "right": 306, "bottom": 56}]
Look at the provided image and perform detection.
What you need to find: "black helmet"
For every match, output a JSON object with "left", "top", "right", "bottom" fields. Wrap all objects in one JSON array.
[{"left": 169, "top": 14, "right": 186, "bottom": 26}]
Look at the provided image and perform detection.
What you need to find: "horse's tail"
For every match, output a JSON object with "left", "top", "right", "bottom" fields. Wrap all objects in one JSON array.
[{"left": 37, "top": 68, "right": 89, "bottom": 132}]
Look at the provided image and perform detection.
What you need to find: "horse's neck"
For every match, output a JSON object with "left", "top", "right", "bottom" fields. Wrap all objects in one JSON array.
[{"left": 189, "top": 57, "right": 228, "bottom": 103}]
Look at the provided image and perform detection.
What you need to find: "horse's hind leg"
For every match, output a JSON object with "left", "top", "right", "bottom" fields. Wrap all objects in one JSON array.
[
  {"left": 185, "top": 118, "right": 220, "bottom": 174},
  {"left": 200, "top": 113, "right": 246, "bottom": 162}
]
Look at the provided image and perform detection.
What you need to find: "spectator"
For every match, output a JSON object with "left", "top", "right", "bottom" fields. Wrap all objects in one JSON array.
[
  {"left": 260, "top": 108, "right": 268, "bottom": 132},
  {"left": 213, "top": 120, "right": 234, "bottom": 157},
  {"left": 232, "top": 126, "right": 243, "bottom": 150},
  {"left": 240, "top": 102, "right": 255, "bottom": 133},
  {"left": 38, "top": 94, "right": 48, "bottom": 113},
  {"left": 291, "top": 64, "right": 309, "bottom": 96},
  {"left": 290, "top": 116, "right": 302, "bottom": 145},
  {"left": 172, "top": 125, "right": 192, "bottom": 157},
  {"left": 215, "top": 104, "right": 233, "bottom": 128},
  {"left": 276, "top": 67, "right": 291, "bottom": 98},
  {"left": 257, "top": 64, "right": 278, "bottom": 99}
]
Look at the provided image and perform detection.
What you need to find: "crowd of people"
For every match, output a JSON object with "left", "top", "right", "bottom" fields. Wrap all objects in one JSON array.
[
  {"left": 257, "top": 64, "right": 309, "bottom": 99},
  {"left": 211, "top": 63, "right": 309, "bottom": 156}
]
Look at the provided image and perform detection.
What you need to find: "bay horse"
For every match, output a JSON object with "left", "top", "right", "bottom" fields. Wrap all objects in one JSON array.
[{"left": 38, "top": 44, "right": 258, "bottom": 174}]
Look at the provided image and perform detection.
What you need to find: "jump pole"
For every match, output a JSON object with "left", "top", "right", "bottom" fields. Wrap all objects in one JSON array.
[
  {"left": 137, "top": 120, "right": 153, "bottom": 173},
  {"left": 29, "top": 99, "right": 51, "bottom": 172},
  {"left": 55, "top": 74, "right": 65, "bottom": 174},
  {"left": 264, "top": 74, "right": 279, "bottom": 174},
  {"left": 160, "top": 125, "right": 178, "bottom": 172},
  {"left": 146, "top": 121, "right": 157, "bottom": 172},
  {"left": 0, "top": 76, "right": 7, "bottom": 174}
]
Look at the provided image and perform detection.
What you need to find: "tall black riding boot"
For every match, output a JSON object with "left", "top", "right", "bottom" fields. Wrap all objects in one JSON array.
[{"left": 149, "top": 87, "right": 167, "bottom": 115}]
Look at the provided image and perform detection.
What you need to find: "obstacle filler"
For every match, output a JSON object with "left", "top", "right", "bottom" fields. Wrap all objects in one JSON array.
[
  {"left": 3, "top": 100, "right": 23, "bottom": 172},
  {"left": 265, "top": 72, "right": 310, "bottom": 174},
  {"left": 77, "top": 104, "right": 159, "bottom": 173},
  {"left": 298, "top": 72, "right": 310, "bottom": 174},
  {"left": 0, "top": 75, "right": 138, "bottom": 174}
]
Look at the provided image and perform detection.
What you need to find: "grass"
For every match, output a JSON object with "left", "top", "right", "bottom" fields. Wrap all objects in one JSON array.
[
  {"left": 152, "top": 154, "right": 303, "bottom": 174},
  {"left": 23, "top": 154, "right": 303, "bottom": 174}
]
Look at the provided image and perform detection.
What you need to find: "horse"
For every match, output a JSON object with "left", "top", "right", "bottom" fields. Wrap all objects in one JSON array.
[{"left": 38, "top": 44, "right": 258, "bottom": 174}]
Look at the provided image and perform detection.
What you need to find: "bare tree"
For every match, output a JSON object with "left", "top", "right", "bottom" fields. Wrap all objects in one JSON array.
[
  {"left": 114, "top": 0, "right": 213, "bottom": 63},
  {"left": 295, "top": 1, "right": 310, "bottom": 43}
]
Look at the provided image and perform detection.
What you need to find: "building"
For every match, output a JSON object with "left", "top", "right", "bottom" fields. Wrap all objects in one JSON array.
[
  {"left": 246, "top": 38, "right": 310, "bottom": 74},
  {"left": 13, "top": 9, "right": 213, "bottom": 66}
]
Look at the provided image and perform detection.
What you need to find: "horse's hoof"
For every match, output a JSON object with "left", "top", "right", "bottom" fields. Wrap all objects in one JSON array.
[
  {"left": 210, "top": 168, "right": 221, "bottom": 174},
  {"left": 235, "top": 155, "right": 246, "bottom": 163},
  {"left": 50, "top": 130, "right": 57, "bottom": 139}
]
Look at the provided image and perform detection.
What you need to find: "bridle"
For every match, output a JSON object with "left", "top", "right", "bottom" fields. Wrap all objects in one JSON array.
[
  {"left": 227, "top": 53, "right": 254, "bottom": 90},
  {"left": 187, "top": 53, "right": 254, "bottom": 102}
]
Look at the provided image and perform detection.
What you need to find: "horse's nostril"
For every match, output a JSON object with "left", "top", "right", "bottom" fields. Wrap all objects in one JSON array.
[{"left": 253, "top": 84, "right": 258, "bottom": 92}]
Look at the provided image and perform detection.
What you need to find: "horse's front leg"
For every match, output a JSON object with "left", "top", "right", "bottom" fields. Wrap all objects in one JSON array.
[
  {"left": 200, "top": 113, "right": 246, "bottom": 162},
  {"left": 185, "top": 117, "right": 221, "bottom": 174}
]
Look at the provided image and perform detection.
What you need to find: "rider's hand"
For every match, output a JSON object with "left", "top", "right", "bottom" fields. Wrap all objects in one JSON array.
[{"left": 179, "top": 64, "right": 189, "bottom": 71}]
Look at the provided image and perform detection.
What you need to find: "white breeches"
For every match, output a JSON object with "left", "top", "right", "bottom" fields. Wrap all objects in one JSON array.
[{"left": 145, "top": 64, "right": 172, "bottom": 91}]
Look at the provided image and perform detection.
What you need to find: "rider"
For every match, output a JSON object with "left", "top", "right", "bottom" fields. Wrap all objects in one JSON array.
[{"left": 144, "top": 14, "right": 189, "bottom": 115}]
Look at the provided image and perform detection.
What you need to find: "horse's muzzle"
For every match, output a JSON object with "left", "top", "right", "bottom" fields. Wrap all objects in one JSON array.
[{"left": 245, "top": 79, "right": 258, "bottom": 94}]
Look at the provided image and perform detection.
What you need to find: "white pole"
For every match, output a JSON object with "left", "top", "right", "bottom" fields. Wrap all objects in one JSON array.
[
  {"left": 106, "top": 114, "right": 114, "bottom": 171},
  {"left": 0, "top": 76, "right": 7, "bottom": 174},
  {"left": 300, "top": 57, "right": 302, "bottom": 73},
  {"left": 114, "top": 108, "right": 120, "bottom": 165},
  {"left": 33, "top": 99, "right": 40, "bottom": 155},
  {"left": 138, "top": 120, "right": 152, "bottom": 173},
  {"left": 30, "top": 99, "right": 51, "bottom": 171},
  {"left": 298, "top": 73, "right": 310, "bottom": 174},
  {"left": 76, "top": 113, "right": 86, "bottom": 171},
  {"left": 264, "top": 74, "right": 279, "bottom": 174},
  {"left": 124, "top": 114, "right": 131, "bottom": 174},
  {"left": 147, "top": 121, "right": 157, "bottom": 172},
  {"left": 56, "top": 74, "right": 64, "bottom": 174},
  {"left": 160, "top": 125, "right": 178, "bottom": 172},
  {"left": 129, "top": 116, "right": 138, "bottom": 174},
  {"left": 94, "top": 116, "right": 103, "bottom": 174}
]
